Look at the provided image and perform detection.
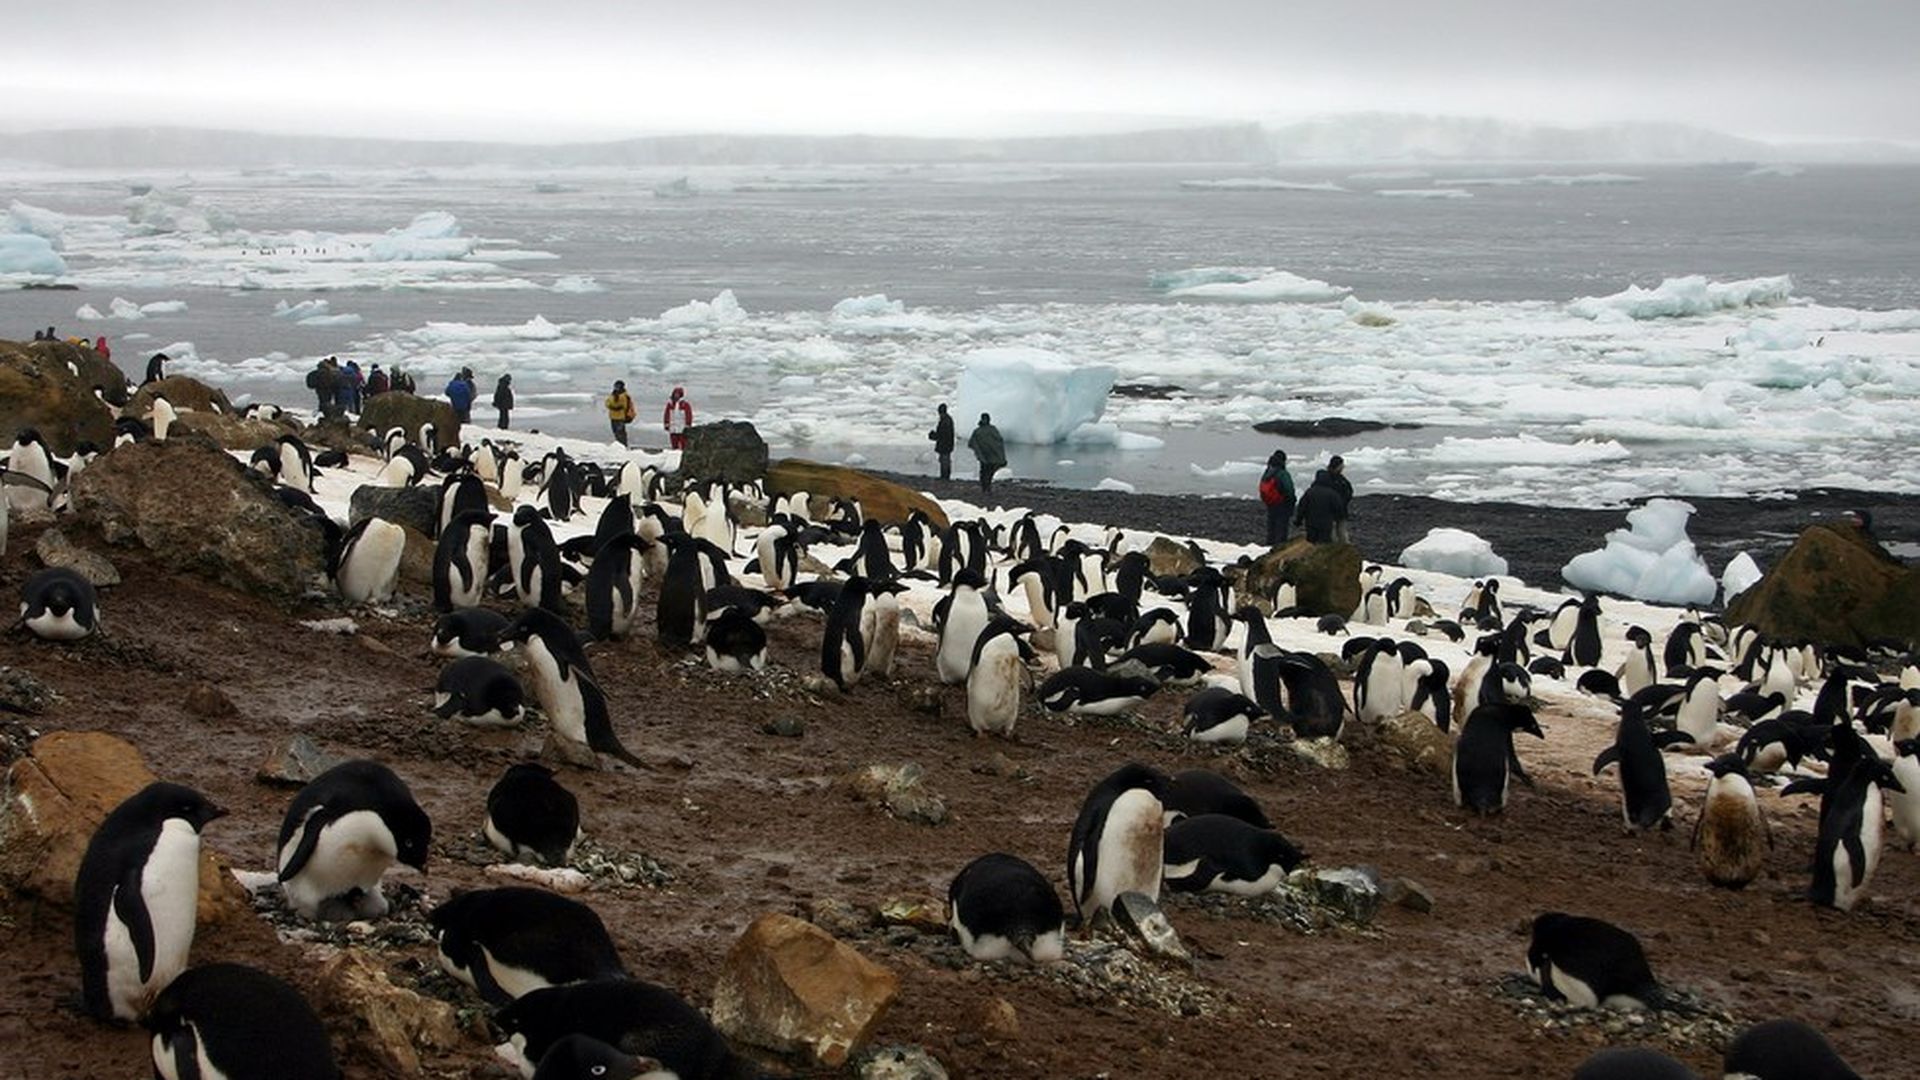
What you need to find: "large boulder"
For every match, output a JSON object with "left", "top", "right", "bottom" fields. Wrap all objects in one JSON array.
[
  {"left": 767, "top": 459, "right": 949, "bottom": 530},
  {"left": 679, "top": 420, "right": 770, "bottom": 484},
  {"left": 0, "top": 339, "right": 129, "bottom": 452},
  {"left": 1375, "top": 710, "right": 1454, "bottom": 777},
  {"left": 358, "top": 392, "right": 459, "bottom": 450},
  {"left": 316, "top": 949, "right": 463, "bottom": 1074},
  {"left": 0, "top": 731, "right": 248, "bottom": 924},
  {"left": 1242, "top": 539, "right": 1362, "bottom": 617},
  {"left": 126, "top": 375, "right": 233, "bottom": 419},
  {"left": 711, "top": 913, "right": 900, "bottom": 1067},
  {"left": 349, "top": 484, "right": 440, "bottom": 538},
  {"left": 1144, "top": 536, "right": 1202, "bottom": 579},
  {"left": 1725, "top": 522, "right": 1920, "bottom": 648},
  {"left": 70, "top": 435, "right": 330, "bottom": 599}
]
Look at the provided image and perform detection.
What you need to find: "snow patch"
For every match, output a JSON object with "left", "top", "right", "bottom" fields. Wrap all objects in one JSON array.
[{"left": 1399, "top": 528, "right": 1509, "bottom": 579}]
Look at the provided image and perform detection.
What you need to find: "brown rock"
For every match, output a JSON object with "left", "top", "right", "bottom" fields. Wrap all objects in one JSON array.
[
  {"left": 767, "top": 459, "right": 949, "bottom": 529},
  {"left": 357, "top": 391, "right": 459, "bottom": 452},
  {"left": 876, "top": 895, "right": 948, "bottom": 933},
  {"left": 976, "top": 997, "right": 1020, "bottom": 1041},
  {"left": 838, "top": 763, "right": 948, "bottom": 825},
  {"left": 183, "top": 682, "right": 238, "bottom": 719},
  {"left": 1144, "top": 536, "right": 1201, "bottom": 579},
  {"left": 171, "top": 409, "right": 294, "bottom": 452},
  {"left": 69, "top": 435, "right": 329, "bottom": 600},
  {"left": 316, "top": 949, "right": 462, "bottom": 1074},
  {"left": 0, "top": 339, "right": 128, "bottom": 454},
  {"left": 125, "top": 376, "right": 234, "bottom": 419},
  {"left": 678, "top": 420, "right": 770, "bottom": 485},
  {"left": 1725, "top": 522, "right": 1920, "bottom": 648},
  {"left": 0, "top": 731, "right": 248, "bottom": 924},
  {"left": 257, "top": 733, "right": 344, "bottom": 787},
  {"left": 1243, "top": 539, "right": 1363, "bottom": 617},
  {"left": 1376, "top": 710, "right": 1454, "bottom": 777},
  {"left": 33, "top": 528, "right": 121, "bottom": 586},
  {"left": 397, "top": 525, "right": 435, "bottom": 589},
  {"left": 711, "top": 913, "right": 900, "bottom": 1067}
]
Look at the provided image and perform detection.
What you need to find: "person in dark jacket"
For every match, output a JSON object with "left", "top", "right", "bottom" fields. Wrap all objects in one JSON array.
[
  {"left": 967, "top": 413, "right": 1007, "bottom": 496},
  {"left": 928, "top": 403, "right": 956, "bottom": 480},
  {"left": 306, "top": 357, "right": 340, "bottom": 417},
  {"left": 445, "top": 367, "right": 477, "bottom": 424},
  {"left": 1293, "top": 468, "right": 1349, "bottom": 544},
  {"left": 493, "top": 374, "right": 514, "bottom": 429},
  {"left": 1327, "top": 455, "right": 1354, "bottom": 543},
  {"left": 366, "top": 364, "right": 390, "bottom": 396},
  {"left": 1257, "top": 449, "right": 1296, "bottom": 546}
]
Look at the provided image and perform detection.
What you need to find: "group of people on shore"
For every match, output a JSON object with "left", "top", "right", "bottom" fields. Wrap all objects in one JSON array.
[
  {"left": 305, "top": 357, "right": 420, "bottom": 419},
  {"left": 604, "top": 382, "right": 692, "bottom": 449},
  {"left": 928, "top": 404, "right": 1007, "bottom": 495},
  {"left": 1261, "top": 450, "right": 1351, "bottom": 546}
]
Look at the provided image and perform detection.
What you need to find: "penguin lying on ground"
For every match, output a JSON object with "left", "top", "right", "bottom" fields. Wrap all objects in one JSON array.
[
  {"left": 947, "top": 853, "right": 1066, "bottom": 963},
  {"left": 1527, "top": 912, "right": 1663, "bottom": 1011},
  {"left": 430, "top": 887, "right": 626, "bottom": 1006},
  {"left": 144, "top": 963, "right": 338, "bottom": 1079}
]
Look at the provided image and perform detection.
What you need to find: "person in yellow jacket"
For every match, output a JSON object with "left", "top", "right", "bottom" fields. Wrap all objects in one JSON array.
[{"left": 606, "top": 380, "right": 637, "bottom": 447}]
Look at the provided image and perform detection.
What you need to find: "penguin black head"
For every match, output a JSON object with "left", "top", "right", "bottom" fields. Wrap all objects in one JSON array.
[
  {"left": 125, "top": 781, "right": 228, "bottom": 832},
  {"left": 1625, "top": 625, "right": 1652, "bottom": 647},
  {"left": 533, "top": 1033, "right": 656, "bottom": 1080},
  {"left": 388, "top": 800, "right": 433, "bottom": 872},
  {"left": 1704, "top": 752, "right": 1752, "bottom": 780},
  {"left": 951, "top": 568, "right": 988, "bottom": 591},
  {"left": 1482, "top": 703, "right": 1545, "bottom": 740},
  {"left": 513, "top": 504, "right": 543, "bottom": 527},
  {"left": 1315, "top": 614, "right": 1348, "bottom": 636},
  {"left": 500, "top": 606, "right": 572, "bottom": 647}
]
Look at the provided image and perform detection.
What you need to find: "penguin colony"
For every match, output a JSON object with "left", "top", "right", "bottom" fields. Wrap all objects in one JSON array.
[{"left": 5, "top": 390, "right": 1903, "bottom": 1078}]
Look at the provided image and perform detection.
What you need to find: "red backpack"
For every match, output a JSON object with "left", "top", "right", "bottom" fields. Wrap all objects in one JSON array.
[{"left": 1259, "top": 475, "right": 1283, "bottom": 506}]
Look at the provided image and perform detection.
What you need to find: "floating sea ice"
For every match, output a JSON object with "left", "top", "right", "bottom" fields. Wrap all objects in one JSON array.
[
  {"left": 0, "top": 233, "right": 67, "bottom": 277},
  {"left": 831, "top": 293, "right": 906, "bottom": 318},
  {"left": 551, "top": 275, "right": 605, "bottom": 294},
  {"left": 1721, "top": 552, "right": 1763, "bottom": 602},
  {"left": 7, "top": 201, "right": 67, "bottom": 246},
  {"left": 1095, "top": 477, "right": 1136, "bottom": 493},
  {"left": 367, "top": 210, "right": 475, "bottom": 261},
  {"left": 659, "top": 289, "right": 749, "bottom": 327},
  {"left": 1569, "top": 274, "right": 1793, "bottom": 320},
  {"left": 1561, "top": 498, "right": 1718, "bottom": 605},
  {"left": 1162, "top": 269, "right": 1350, "bottom": 303},
  {"left": 953, "top": 347, "right": 1116, "bottom": 445},
  {"left": 1399, "top": 528, "right": 1510, "bottom": 579}
]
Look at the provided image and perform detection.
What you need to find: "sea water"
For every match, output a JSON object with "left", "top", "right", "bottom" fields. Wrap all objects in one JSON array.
[{"left": 2, "top": 161, "right": 1916, "bottom": 505}]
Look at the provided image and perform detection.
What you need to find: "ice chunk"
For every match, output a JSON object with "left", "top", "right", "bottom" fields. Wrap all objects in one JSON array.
[
  {"left": 1375, "top": 188, "right": 1472, "bottom": 199},
  {"left": 1721, "top": 552, "right": 1763, "bottom": 602},
  {"left": 1399, "top": 528, "right": 1509, "bottom": 579},
  {"left": 831, "top": 293, "right": 906, "bottom": 318},
  {"left": 551, "top": 275, "right": 605, "bottom": 294},
  {"left": 125, "top": 190, "right": 232, "bottom": 235},
  {"left": 1561, "top": 499, "right": 1717, "bottom": 605},
  {"left": 953, "top": 347, "right": 1116, "bottom": 445},
  {"left": 1732, "top": 320, "right": 1808, "bottom": 352},
  {"left": 8, "top": 202, "right": 67, "bottom": 247},
  {"left": 0, "top": 233, "right": 68, "bottom": 276},
  {"left": 1163, "top": 270, "right": 1350, "bottom": 303},
  {"left": 659, "top": 289, "right": 748, "bottom": 326},
  {"left": 368, "top": 211, "right": 475, "bottom": 261},
  {"left": 1180, "top": 178, "right": 1346, "bottom": 193},
  {"left": 1570, "top": 275, "right": 1793, "bottom": 320},
  {"left": 273, "top": 298, "right": 362, "bottom": 327},
  {"left": 1095, "top": 477, "right": 1137, "bottom": 493}
]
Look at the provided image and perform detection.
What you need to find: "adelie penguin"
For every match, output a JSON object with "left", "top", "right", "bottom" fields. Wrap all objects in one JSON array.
[
  {"left": 1068, "top": 763, "right": 1169, "bottom": 922},
  {"left": 144, "top": 962, "right": 339, "bottom": 1080},
  {"left": 1571, "top": 1047, "right": 1699, "bottom": 1080},
  {"left": 501, "top": 608, "right": 646, "bottom": 769},
  {"left": 584, "top": 534, "right": 652, "bottom": 641},
  {"left": 1592, "top": 707, "right": 1694, "bottom": 832},
  {"left": 494, "top": 978, "right": 769, "bottom": 1080},
  {"left": 1162, "top": 814, "right": 1307, "bottom": 896},
  {"left": 1452, "top": 703, "right": 1545, "bottom": 815},
  {"left": 967, "top": 616, "right": 1030, "bottom": 738},
  {"left": 8, "top": 428, "right": 57, "bottom": 512},
  {"left": 20, "top": 566, "right": 100, "bottom": 641},
  {"left": 704, "top": 606, "right": 768, "bottom": 673},
  {"left": 508, "top": 506, "right": 565, "bottom": 613},
  {"left": 430, "top": 887, "right": 626, "bottom": 1006},
  {"left": 934, "top": 570, "right": 992, "bottom": 685},
  {"left": 1722, "top": 1018, "right": 1862, "bottom": 1080},
  {"left": 1352, "top": 637, "right": 1406, "bottom": 723},
  {"left": 432, "top": 510, "right": 494, "bottom": 612},
  {"left": 1692, "top": 753, "right": 1771, "bottom": 888},
  {"left": 432, "top": 608, "right": 510, "bottom": 657},
  {"left": 333, "top": 517, "right": 405, "bottom": 605},
  {"left": 74, "top": 782, "right": 226, "bottom": 1021},
  {"left": 1181, "top": 686, "right": 1262, "bottom": 746},
  {"left": 1037, "top": 667, "right": 1159, "bottom": 717},
  {"left": 276, "top": 759, "right": 430, "bottom": 921},
  {"left": 1527, "top": 912, "right": 1662, "bottom": 1011},
  {"left": 485, "top": 763, "right": 581, "bottom": 866},
  {"left": 1782, "top": 727, "right": 1905, "bottom": 910},
  {"left": 947, "top": 853, "right": 1066, "bottom": 963},
  {"left": 820, "top": 576, "right": 874, "bottom": 691},
  {"left": 434, "top": 656, "right": 527, "bottom": 727},
  {"left": 1162, "top": 768, "right": 1271, "bottom": 828},
  {"left": 653, "top": 534, "right": 707, "bottom": 649},
  {"left": 531, "top": 1035, "right": 658, "bottom": 1080}
]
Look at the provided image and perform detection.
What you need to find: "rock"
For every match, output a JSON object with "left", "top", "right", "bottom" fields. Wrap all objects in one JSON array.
[
  {"left": 838, "top": 763, "right": 948, "bottom": 826},
  {"left": 0, "top": 667, "right": 56, "bottom": 715},
  {"left": 348, "top": 484, "right": 440, "bottom": 539},
  {"left": 767, "top": 459, "right": 949, "bottom": 529},
  {"left": 728, "top": 494, "right": 770, "bottom": 529},
  {"left": 33, "top": 528, "right": 120, "bottom": 586},
  {"left": 69, "top": 435, "right": 329, "bottom": 600},
  {"left": 0, "top": 731, "right": 249, "bottom": 924},
  {"left": 0, "top": 339, "right": 129, "bottom": 454},
  {"left": 1725, "top": 522, "right": 1920, "bottom": 648},
  {"left": 125, "top": 376, "right": 234, "bottom": 419},
  {"left": 876, "top": 896, "right": 947, "bottom": 933},
  {"left": 1144, "top": 536, "right": 1202, "bottom": 579},
  {"left": 1244, "top": 538, "right": 1363, "bottom": 617},
  {"left": 976, "top": 997, "right": 1020, "bottom": 1041},
  {"left": 183, "top": 682, "right": 238, "bottom": 719},
  {"left": 1252, "top": 417, "right": 1418, "bottom": 438},
  {"left": 1384, "top": 877, "right": 1435, "bottom": 914},
  {"left": 1111, "top": 891, "right": 1191, "bottom": 962},
  {"left": 316, "top": 949, "right": 462, "bottom": 1075},
  {"left": 678, "top": 420, "right": 770, "bottom": 484},
  {"left": 1289, "top": 736, "right": 1350, "bottom": 770},
  {"left": 257, "top": 734, "right": 345, "bottom": 787},
  {"left": 806, "top": 897, "right": 868, "bottom": 938},
  {"left": 899, "top": 685, "right": 942, "bottom": 717},
  {"left": 172, "top": 409, "right": 294, "bottom": 452},
  {"left": 857, "top": 1046, "right": 950, "bottom": 1080},
  {"left": 1295, "top": 866, "right": 1382, "bottom": 925},
  {"left": 357, "top": 391, "right": 460, "bottom": 451},
  {"left": 801, "top": 673, "right": 841, "bottom": 698},
  {"left": 761, "top": 716, "right": 806, "bottom": 738},
  {"left": 710, "top": 913, "right": 900, "bottom": 1068},
  {"left": 397, "top": 525, "right": 435, "bottom": 589},
  {"left": 1376, "top": 710, "right": 1453, "bottom": 777}
]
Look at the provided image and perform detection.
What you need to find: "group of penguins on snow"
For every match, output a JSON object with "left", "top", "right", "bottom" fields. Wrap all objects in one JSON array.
[{"left": 12, "top": 405, "right": 1902, "bottom": 1079}]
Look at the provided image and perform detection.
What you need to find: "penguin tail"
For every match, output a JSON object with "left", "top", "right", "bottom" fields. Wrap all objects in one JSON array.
[{"left": 602, "top": 740, "right": 651, "bottom": 770}]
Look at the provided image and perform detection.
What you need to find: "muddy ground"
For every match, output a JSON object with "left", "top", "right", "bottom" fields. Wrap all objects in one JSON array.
[{"left": 1, "top": 512, "right": 1916, "bottom": 1080}]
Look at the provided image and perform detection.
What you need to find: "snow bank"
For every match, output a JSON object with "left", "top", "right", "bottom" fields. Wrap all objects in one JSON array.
[
  {"left": 660, "top": 289, "right": 749, "bottom": 327},
  {"left": 1400, "top": 528, "right": 1509, "bottom": 579},
  {"left": 1570, "top": 275, "right": 1793, "bottom": 320},
  {"left": 1561, "top": 499, "right": 1717, "bottom": 605},
  {"left": 0, "top": 233, "right": 67, "bottom": 276},
  {"left": 368, "top": 211, "right": 475, "bottom": 261},
  {"left": 1164, "top": 270, "right": 1350, "bottom": 303},
  {"left": 1721, "top": 552, "right": 1763, "bottom": 602},
  {"left": 1425, "top": 434, "right": 1631, "bottom": 467},
  {"left": 954, "top": 347, "right": 1116, "bottom": 445}
]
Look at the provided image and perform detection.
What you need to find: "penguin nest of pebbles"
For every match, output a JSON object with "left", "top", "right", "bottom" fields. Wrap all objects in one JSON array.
[
  {"left": 1162, "top": 883, "right": 1384, "bottom": 937},
  {"left": 246, "top": 879, "right": 436, "bottom": 950},
  {"left": 444, "top": 832, "right": 674, "bottom": 890},
  {"left": 1491, "top": 973, "right": 1742, "bottom": 1050}
]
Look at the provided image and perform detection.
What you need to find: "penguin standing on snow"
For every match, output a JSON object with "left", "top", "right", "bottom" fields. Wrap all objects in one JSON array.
[
  {"left": 1691, "top": 753, "right": 1771, "bottom": 888},
  {"left": 1527, "top": 912, "right": 1662, "bottom": 1011},
  {"left": 276, "top": 760, "right": 430, "bottom": 922},
  {"left": 1182, "top": 686, "right": 1262, "bottom": 746},
  {"left": 333, "top": 517, "right": 406, "bottom": 605},
  {"left": 433, "top": 511, "right": 494, "bottom": 612},
  {"left": 1161, "top": 814, "right": 1307, "bottom": 896},
  {"left": 754, "top": 520, "right": 798, "bottom": 591},
  {"left": 75, "top": 783, "right": 226, "bottom": 1021},
  {"left": 1592, "top": 708, "right": 1694, "bottom": 832},
  {"left": 1618, "top": 626, "right": 1658, "bottom": 695},
  {"left": 1352, "top": 637, "right": 1405, "bottom": 723},
  {"left": 433, "top": 656, "right": 527, "bottom": 727},
  {"left": 935, "top": 570, "right": 991, "bottom": 685},
  {"left": 947, "top": 853, "right": 1066, "bottom": 963},
  {"left": 508, "top": 506, "right": 565, "bottom": 613},
  {"left": 1888, "top": 737, "right": 1920, "bottom": 851},
  {"left": 429, "top": 887, "right": 626, "bottom": 1006},
  {"left": 144, "top": 963, "right": 337, "bottom": 1080},
  {"left": 1067, "top": 763, "right": 1170, "bottom": 921},
  {"left": 20, "top": 566, "right": 100, "bottom": 641},
  {"left": 500, "top": 608, "right": 645, "bottom": 769},
  {"left": 275, "top": 434, "right": 316, "bottom": 493},
  {"left": 967, "top": 616, "right": 1030, "bottom": 737},
  {"left": 1568, "top": 594, "right": 1604, "bottom": 667},
  {"left": 1452, "top": 703, "right": 1545, "bottom": 814},
  {"left": 485, "top": 763, "right": 580, "bottom": 866}
]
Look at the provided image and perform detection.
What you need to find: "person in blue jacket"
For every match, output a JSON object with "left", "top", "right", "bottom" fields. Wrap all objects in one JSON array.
[{"left": 445, "top": 367, "right": 477, "bottom": 424}]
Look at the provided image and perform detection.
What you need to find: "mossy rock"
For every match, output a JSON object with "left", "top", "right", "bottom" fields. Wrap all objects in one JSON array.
[
  {"left": 1725, "top": 522, "right": 1920, "bottom": 647},
  {"left": 767, "top": 459, "right": 949, "bottom": 530}
]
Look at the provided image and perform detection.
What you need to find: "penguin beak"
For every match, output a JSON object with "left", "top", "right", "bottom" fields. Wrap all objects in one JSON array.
[{"left": 203, "top": 803, "right": 229, "bottom": 826}]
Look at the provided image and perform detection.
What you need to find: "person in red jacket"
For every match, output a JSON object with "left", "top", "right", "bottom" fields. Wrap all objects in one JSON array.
[
  {"left": 94, "top": 336, "right": 111, "bottom": 361},
  {"left": 663, "top": 386, "right": 693, "bottom": 449}
]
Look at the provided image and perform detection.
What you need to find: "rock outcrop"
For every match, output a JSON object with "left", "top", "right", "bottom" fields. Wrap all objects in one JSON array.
[
  {"left": 1241, "top": 539, "right": 1363, "bottom": 617},
  {"left": 711, "top": 914, "right": 900, "bottom": 1067},
  {"left": 70, "top": 435, "right": 329, "bottom": 599},
  {"left": 316, "top": 950, "right": 463, "bottom": 1074},
  {"left": 348, "top": 484, "right": 439, "bottom": 538},
  {"left": 1725, "top": 522, "right": 1920, "bottom": 648},
  {"left": 358, "top": 392, "right": 459, "bottom": 451},
  {"left": 767, "top": 459, "right": 949, "bottom": 530},
  {"left": 1144, "top": 536, "right": 1202, "bottom": 579},
  {"left": 679, "top": 420, "right": 770, "bottom": 484},
  {"left": 0, "top": 339, "right": 128, "bottom": 452},
  {"left": 126, "top": 376, "right": 233, "bottom": 419}
]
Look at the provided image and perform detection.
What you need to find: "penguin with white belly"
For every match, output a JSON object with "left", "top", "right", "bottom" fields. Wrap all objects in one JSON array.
[
  {"left": 429, "top": 887, "right": 626, "bottom": 1006},
  {"left": 334, "top": 517, "right": 406, "bottom": 605},
  {"left": 1527, "top": 912, "right": 1662, "bottom": 1011},
  {"left": 276, "top": 760, "right": 430, "bottom": 922},
  {"left": 433, "top": 656, "right": 527, "bottom": 727},
  {"left": 500, "top": 608, "right": 645, "bottom": 769},
  {"left": 947, "top": 853, "right": 1066, "bottom": 963},
  {"left": 144, "top": 963, "right": 337, "bottom": 1079},
  {"left": 432, "top": 511, "right": 494, "bottom": 612},
  {"left": 508, "top": 506, "right": 565, "bottom": 613},
  {"left": 1067, "top": 763, "right": 1170, "bottom": 923},
  {"left": 935, "top": 570, "right": 991, "bottom": 685},
  {"left": 1181, "top": 686, "right": 1262, "bottom": 746},
  {"left": 967, "top": 616, "right": 1030, "bottom": 737},
  {"left": 432, "top": 608, "right": 510, "bottom": 657},
  {"left": 584, "top": 535, "right": 652, "bottom": 642},
  {"left": 1161, "top": 814, "right": 1306, "bottom": 896},
  {"left": 20, "top": 566, "right": 100, "bottom": 641}
]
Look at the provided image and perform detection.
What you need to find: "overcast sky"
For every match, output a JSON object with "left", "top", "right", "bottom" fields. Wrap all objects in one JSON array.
[{"left": 8, "top": 1, "right": 1916, "bottom": 143}]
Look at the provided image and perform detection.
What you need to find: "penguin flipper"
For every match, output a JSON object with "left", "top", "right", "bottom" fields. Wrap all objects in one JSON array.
[
  {"left": 1843, "top": 833, "right": 1869, "bottom": 888},
  {"left": 112, "top": 869, "right": 157, "bottom": 982},
  {"left": 1591, "top": 746, "right": 1620, "bottom": 775},
  {"left": 1780, "top": 777, "right": 1828, "bottom": 799},
  {"left": 1653, "top": 730, "right": 1696, "bottom": 750},
  {"left": 1507, "top": 746, "right": 1536, "bottom": 789},
  {"left": 277, "top": 811, "right": 329, "bottom": 883},
  {"left": 432, "top": 695, "right": 464, "bottom": 719}
]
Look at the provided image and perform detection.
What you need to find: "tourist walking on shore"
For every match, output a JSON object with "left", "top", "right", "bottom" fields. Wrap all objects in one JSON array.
[
  {"left": 664, "top": 386, "right": 693, "bottom": 449},
  {"left": 928, "top": 403, "right": 955, "bottom": 480},
  {"left": 445, "top": 367, "right": 476, "bottom": 425},
  {"left": 94, "top": 337, "right": 110, "bottom": 361},
  {"left": 1293, "top": 466, "right": 1349, "bottom": 544},
  {"left": 366, "top": 364, "right": 389, "bottom": 396},
  {"left": 1258, "top": 449, "right": 1296, "bottom": 546},
  {"left": 1327, "top": 455, "right": 1354, "bottom": 543},
  {"left": 607, "top": 380, "right": 636, "bottom": 447},
  {"left": 968, "top": 413, "right": 1006, "bottom": 496},
  {"left": 493, "top": 374, "right": 514, "bottom": 430}
]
